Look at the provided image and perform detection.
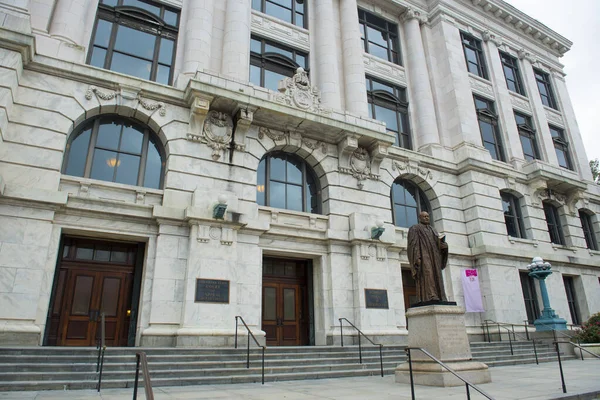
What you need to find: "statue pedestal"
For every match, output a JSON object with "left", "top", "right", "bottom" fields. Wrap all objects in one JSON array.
[{"left": 395, "top": 305, "right": 491, "bottom": 387}]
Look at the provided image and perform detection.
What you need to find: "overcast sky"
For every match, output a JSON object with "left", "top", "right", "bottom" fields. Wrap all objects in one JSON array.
[{"left": 502, "top": 0, "right": 600, "bottom": 165}]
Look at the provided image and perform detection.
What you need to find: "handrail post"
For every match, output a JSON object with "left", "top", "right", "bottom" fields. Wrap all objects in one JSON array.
[
  {"left": 555, "top": 341, "right": 567, "bottom": 393},
  {"left": 465, "top": 382, "right": 471, "bottom": 400},
  {"left": 261, "top": 346, "right": 265, "bottom": 385},
  {"left": 532, "top": 339, "right": 539, "bottom": 365},
  {"left": 524, "top": 322, "right": 529, "bottom": 341},
  {"left": 497, "top": 323, "right": 501, "bottom": 342},
  {"left": 379, "top": 345, "right": 383, "bottom": 377},
  {"left": 247, "top": 331, "right": 250, "bottom": 369},
  {"left": 577, "top": 339, "right": 583, "bottom": 361},
  {"left": 235, "top": 316, "right": 238, "bottom": 349},
  {"left": 508, "top": 328, "right": 513, "bottom": 355},
  {"left": 97, "top": 312, "right": 106, "bottom": 393},
  {"left": 358, "top": 332, "right": 362, "bottom": 364},
  {"left": 486, "top": 321, "right": 491, "bottom": 343},
  {"left": 406, "top": 348, "right": 415, "bottom": 400},
  {"left": 133, "top": 353, "right": 141, "bottom": 399},
  {"left": 511, "top": 324, "right": 515, "bottom": 341},
  {"left": 339, "top": 319, "right": 344, "bottom": 347}
]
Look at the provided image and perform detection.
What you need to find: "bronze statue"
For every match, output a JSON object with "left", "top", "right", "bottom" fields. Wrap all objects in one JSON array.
[{"left": 407, "top": 211, "right": 448, "bottom": 303}]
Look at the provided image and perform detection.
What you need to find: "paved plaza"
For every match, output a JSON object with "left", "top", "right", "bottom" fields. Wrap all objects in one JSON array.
[{"left": 0, "top": 359, "right": 598, "bottom": 400}]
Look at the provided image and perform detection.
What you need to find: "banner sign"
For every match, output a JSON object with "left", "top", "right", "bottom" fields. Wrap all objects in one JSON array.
[{"left": 462, "top": 269, "right": 484, "bottom": 312}]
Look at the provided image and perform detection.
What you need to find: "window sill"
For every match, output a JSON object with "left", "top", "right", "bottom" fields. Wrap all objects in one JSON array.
[
  {"left": 60, "top": 175, "right": 164, "bottom": 195},
  {"left": 508, "top": 236, "right": 538, "bottom": 247},
  {"left": 250, "top": 9, "right": 309, "bottom": 35},
  {"left": 588, "top": 249, "right": 600, "bottom": 256},
  {"left": 551, "top": 243, "right": 576, "bottom": 253}
]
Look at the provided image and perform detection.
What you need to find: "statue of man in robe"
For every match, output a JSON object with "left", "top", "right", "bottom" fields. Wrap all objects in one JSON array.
[{"left": 407, "top": 211, "right": 449, "bottom": 303}]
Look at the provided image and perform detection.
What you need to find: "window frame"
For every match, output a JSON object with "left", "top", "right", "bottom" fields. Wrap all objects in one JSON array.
[
  {"left": 460, "top": 32, "right": 488, "bottom": 80},
  {"left": 563, "top": 276, "right": 581, "bottom": 325},
  {"left": 256, "top": 151, "right": 321, "bottom": 214},
  {"left": 501, "top": 192, "right": 526, "bottom": 239},
  {"left": 358, "top": 9, "right": 401, "bottom": 65},
  {"left": 499, "top": 51, "right": 526, "bottom": 96},
  {"left": 62, "top": 115, "right": 165, "bottom": 189},
  {"left": 549, "top": 125, "right": 573, "bottom": 170},
  {"left": 250, "top": 36, "right": 308, "bottom": 91},
  {"left": 251, "top": 0, "right": 307, "bottom": 28},
  {"left": 366, "top": 76, "right": 411, "bottom": 149},
  {"left": 87, "top": 0, "right": 179, "bottom": 85},
  {"left": 520, "top": 271, "right": 539, "bottom": 325},
  {"left": 515, "top": 112, "right": 541, "bottom": 161},
  {"left": 579, "top": 210, "right": 598, "bottom": 251},
  {"left": 390, "top": 179, "right": 430, "bottom": 228},
  {"left": 474, "top": 96, "right": 505, "bottom": 161},
  {"left": 533, "top": 68, "right": 558, "bottom": 110},
  {"left": 543, "top": 201, "right": 565, "bottom": 245}
]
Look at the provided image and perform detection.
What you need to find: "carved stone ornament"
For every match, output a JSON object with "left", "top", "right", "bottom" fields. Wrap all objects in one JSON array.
[
  {"left": 402, "top": 8, "right": 427, "bottom": 24},
  {"left": 392, "top": 161, "right": 433, "bottom": 181},
  {"left": 340, "top": 147, "right": 377, "bottom": 189},
  {"left": 482, "top": 30, "right": 503, "bottom": 47},
  {"left": 517, "top": 49, "right": 536, "bottom": 64},
  {"left": 258, "top": 126, "right": 289, "bottom": 141},
  {"left": 85, "top": 85, "right": 167, "bottom": 116},
  {"left": 534, "top": 188, "right": 567, "bottom": 205},
  {"left": 85, "top": 85, "right": 117, "bottom": 101},
  {"left": 138, "top": 96, "right": 166, "bottom": 116},
  {"left": 202, "top": 111, "right": 234, "bottom": 160},
  {"left": 302, "top": 138, "right": 327, "bottom": 153},
  {"left": 273, "top": 68, "right": 331, "bottom": 114}
]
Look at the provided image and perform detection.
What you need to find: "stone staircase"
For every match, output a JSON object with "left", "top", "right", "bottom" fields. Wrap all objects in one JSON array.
[{"left": 0, "top": 341, "right": 576, "bottom": 391}]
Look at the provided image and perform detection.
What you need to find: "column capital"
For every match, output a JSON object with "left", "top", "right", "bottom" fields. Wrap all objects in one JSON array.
[
  {"left": 401, "top": 8, "right": 427, "bottom": 24},
  {"left": 482, "top": 30, "right": 503, "bottom": 47},
  {"left": 518, "top": 48, "right": 537, "bottom": 64}
]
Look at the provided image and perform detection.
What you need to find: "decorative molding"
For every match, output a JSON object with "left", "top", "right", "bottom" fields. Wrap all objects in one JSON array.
[
  {"left": 510, "top": 95, "right": 531, "bottom": 111},
  {"left": 271, "top": 68, "right": 331, "bottom": 114},
  {"left": 534, "top": 188, "right": 567, "bottom": 206},
  {"left": 197, "top": 225, "right": 210, "bottom": 243},
  {"left": 138, "top": 96, "right": 166, "bottom": 116},
  {"left": 302, "top": 138, "right": 327, "bottom": 153},
  {"left": 363, "top": 54, "right": 406, "bottom": 85},
  {"left": 135, "top": 190, "right": 146, "bottom": 204},
  {"left": 233, "top": 107, "right": 255, "bottom": 153},
  {"left": 201, "top": 111, "right": 234, "bottom": 161},
  {"left": 209, "top": 226, "right": 221, "bottom": 240},
  {"left": 392, "top": 160, "right": 433, "bottom": 181},
  {"left": 360, "top": 244, "right": 370, "bottom": 260},
  {"left": 85, "top": 85, "right": 117, "bottom": 101},
  {"left": 258, "top": 126, "right": 289, "bottom": 142},
  {"left": 186, "top": 96, "right": 212, "bottom": 142},
  {"left": 339, "top": 147, "right": 379, "bottom": 189},
  {"left": 482, "top": 30, "right": 503, "bottom": 47},
  {"left": 402, "top": 7, "right": 427, "bottom": 24},
  {"left": 251, "top": 11, "right": 309, "bottom": 52},
  {"left": 376, "top": 245, "right": 387, "bottom": 261},
  {"left": 517, "top": 49, "right": 536, "bottom": 64},
  {"left": 469, "top": 76, "right": 494, "bottom": 95},
  {"left": 221, "top": 227, "right": 235, "bottom": 246},
  {"left": 545, "top": 108, "right": 564, "bottom": 125}
]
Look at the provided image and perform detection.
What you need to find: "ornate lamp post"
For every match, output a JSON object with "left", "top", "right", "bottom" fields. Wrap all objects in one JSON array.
[{"left": 528, "top": 257, "right": 567, "bottom": 331}]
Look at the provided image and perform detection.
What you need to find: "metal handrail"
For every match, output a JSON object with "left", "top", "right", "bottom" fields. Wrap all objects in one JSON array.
[
  {"left": 96, "top": 312, "right": 106, "bottom": 392},
  {"left": 234, "top": 316, "right": 265, "bottom": 385},
  {"left": 133, "top": 352, "right": 154, "bottom": 400},
  {"left": 405, "top": 347, "right": 495, "bottom": 400},
  {"left": 338, "top": 318, "right": 384, "bottom": 377},
  {"left": 551, "top": 340, "right": 600, "bottom": 395},
  {"left": 482, "top": 320, "right": 540, "bottom": 364}
]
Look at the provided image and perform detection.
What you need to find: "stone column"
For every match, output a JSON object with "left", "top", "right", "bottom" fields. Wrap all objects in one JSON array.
[
  {"left": 49, "top": 0, "right": 96, "bottom": 46},
  {"left": 314, "top": 0, "right": 341, "bottom": 110},
  {"left": 402, "top": 9, "right": 440, "bottom": 152},
  {"left": 181, "top": 0, "right": 214, "bottom": 75},
  {"left": 518, "top": 50, "right": 558, "bottom": 166},
  {"left": 339, "top": 0, "right": 368, "bottom": 116},
  {"left": 221, "top": 0, "right": 251, "bottom": 81}
]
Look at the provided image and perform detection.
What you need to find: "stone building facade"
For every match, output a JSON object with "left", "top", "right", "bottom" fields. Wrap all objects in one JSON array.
[{"left": 0, "top": 0, "right": 598, "bottom": 347}]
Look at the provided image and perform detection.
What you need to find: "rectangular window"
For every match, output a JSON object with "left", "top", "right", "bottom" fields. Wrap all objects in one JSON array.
[
  {"left": 579, "top": 210, "right": 598, "bottom": 251},
  {"left": 520, "top": 271, "right": 539, "bottom": 325},
  {"left": 252, "top": 0, "right": 306, "bottom": 28},
  {"left": 549, "top": 126, "right": 572, "bottom": 170},
  {"left": 359, "top": 9, "right": 401, "bottom": 65},
  {"left": 533, "top": 68, "right": 558, "bottom": 109},
  {"left": 250, "top": 36, "right": 308, "bottom": 92},
  {"left": 474, "top": 96, "right": 505, "bottom": 161},
  {"left": 88, "top": 0, "right": 179, "bottom": 85},
  {"left": 366, "top": 76, "right": 410, "bottom": 149},
  {"left": 563, "top": 276, "right": 581, "bottom": 325},
  {"left": 515, "top": 112, "right": 540, "bottom": 161},
  {"left": 500, "top": 52, "right": 525, "bottom": 96},
  {"left": 543, "top": 201, "right": 565, "bottom": 245},
  {"left": 461, "top": 32, "right": 488, "bottom": 79},
  {"left": 501, "top": 192, "right": 526, "bottom": 238}
]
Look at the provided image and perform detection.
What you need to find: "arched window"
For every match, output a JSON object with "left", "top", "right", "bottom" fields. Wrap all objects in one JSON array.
[
  {"left": 391, "top": 179, "right": 430, "bottom": 228},
  {"left": 63, "top": 116, "right": 165, "bottom": 189},
  {"left": 501, "top": 191, "right": 526, "bottom": 238},
  {"left": 256, "top": 152, "right": 320, "bottom": 214}
]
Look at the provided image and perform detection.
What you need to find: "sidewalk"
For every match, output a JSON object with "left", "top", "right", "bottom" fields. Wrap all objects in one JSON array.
[{"left": 1, "top": 358, "right": 598, "bottom": 400}]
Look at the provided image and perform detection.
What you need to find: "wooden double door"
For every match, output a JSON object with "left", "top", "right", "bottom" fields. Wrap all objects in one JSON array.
[
  {"left": 262, "top": 258, "right": 310, "bottom": 346},
  {"left": 46, "top": 238, "right": 139, "bottom": 347}
]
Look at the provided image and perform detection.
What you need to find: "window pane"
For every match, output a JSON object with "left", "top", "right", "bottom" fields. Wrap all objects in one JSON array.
[
  {"left": 392, "top": 183, "right": 407, "bottom": 205},
  {"left": 113, "top": 25, "right": 156, "bottom": 60},
  {"left": 94, "top": 246, "right": 111, "bottom": 261},
  {"left": 394, "top": 204, "right": 408, "bottom": 228},
  {"left": 75, "top": 245, "right": 94, "bottom": 260},
  {"left": 368, "top": 43, "right": 389, "bottom": 60},
  {"left": 122, "top": 0, "right": 161, "bottom": 17},
  {"left": 555, "top": 149, "right": 569, "bottom": 169},
  {"left": 120, "top": 125, "right": 143, "bottom": 154},
  {"left": 373, "top": 105, "right": 398, "bottom": 132},
  {"left": 156, "top": 65, "right": 171, "bottom": 85},
  {"left": 283, "top": 288, "right": 295, "bottom": 320},
  {"left": 256, "top": 159, "right": 266, "bottom": 206},
  {"left": 265, "top": 43, "right": 293, "bottom": 59},
  {"left": 295, "top": 13, "right": 303, "bottom": 28},
  {"left": 159, "top": 38, "right": 174, "bottom": 65},
  {"left": 71, "top": 276, "right": 94, "bottom": 315},
  {"left": 465, "top": 47, "right": 478, "bottom": 64},
  {"left": 367, "top": 26, "right": 387, "bottom": 46},
  {"left": 265, "top": 2, "right": 292, "bottom": 23},
  {"left": 115, "top": 153, "right": 141, "bottom": 186},
  {"left": 91, "top": 149, "right": 118, "bottom": 182},
  {"left": 287, "top": 184, "right": 302, "bottom": 211},
  {"left": 100, "top": 277, "right": 121, "bottom": 317},
  {"left": 252, "top": 0, "right": 261, "bottom": 11},
  {"left": 371, "top": 80, "right": 394, "bottom": 95},
  {"left": 520, "top": 136, "right": 534, "bottom": 160},
  {"left": 263, "top": 287, "right": 276, "bottom": 320},
  {"left": 90, "top": 47, "right": 107, "bottom": 68},
  {"left": 405, "top": 184, "right": 417, "bottom": 207},
  {"left": 270, "top": 181, "right": 286, "bottom": 209},
  {"left": 93, "top": 19, "right": 113, "bottom": 47},
  {"left": 479, "top": 121, "right": 495, "bottom": 144},
  {"left": 65, "top": 128, "right": 92, "bottom": 177},
  {"left": 270, "top": 155, "right": 286, "bottom": 181},
  {"left": 287, "top": 159, "right": 302, "bottom": 184},
  {"left": 101, "top": 0, "right": 118, "bottom": 6},
  {"left": 110, "top": 52, "right": 152, "bottom": 80},
  {"left": 96, "top": 121, "right": 121, "bottom": 150},
  {"left": 295, "top": 54, "right": 306, "bottom": 69},
  {"left": 250, "top": 65, "right": 261, "bottom": 86},
  {"left": 164, "top": 10, "right": 178, "bottom": 26},
  {"left": 406, "top": 207, "right": 418, "bottom": 227},
  {"left": 144, "top": 140, "right": 162, "bottom": 189},
  {"left": 264, "top": 69, "right": 288, "bottom": 91}
]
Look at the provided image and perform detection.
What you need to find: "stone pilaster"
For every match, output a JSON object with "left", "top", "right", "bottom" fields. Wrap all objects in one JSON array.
[
  {"left": 314, "top": 0, "right": 342, "bottom": 110},
  {"left": 339, "top": 0, "right": 368, "bottom": 116},
  {"left": 221, "top": 0, "right": 251, "bottom": 81},
  {"left": 181, "top": 0, "right": 214, "bottom": 75},
  {"left": 402, "top": 9, "right": 441, "bottom": 154},
  {"left": 49, "top": 0, "right": 98, "bottom": 62}
]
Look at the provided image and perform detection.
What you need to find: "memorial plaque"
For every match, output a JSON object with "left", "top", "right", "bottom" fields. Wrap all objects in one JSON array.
[
  {"left": 195, "top": 279, "right": 230, "bottom": 304},
  {"left": 365, "top": 289, "right": 389, "bottom": 309}
]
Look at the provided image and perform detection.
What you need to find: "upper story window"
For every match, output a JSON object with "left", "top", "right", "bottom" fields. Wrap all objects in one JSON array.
[
  {"left": 359, "top": 9, "right": 401, "bottom": 64},
  {"left": 549, "top": 126, "right": 572, "bottom": 170},
  {"left": 88, "top": 0, "right": 179, "bottom": 85},
  {"left": 391, "top": 179, "right": 430, "bottom": 228},
  {"left": 63, "top": 115, "right": 165, "bottom": 189},
  {"left": 500, "top": 52, "right": 525, "bottom": 96},
  {"left": 515, "top": 112, "right": 540, "bottom": 161},
  {"left": 256, "top": 152, "right": 321, "bottom": 214},
  {"left": 250, "top": 36, "right": 308, "bottom": 92},
  {"left": 501, "top": 191, "right": 526, "bottom": 238},
  {"left": 533, "top": 68, "right": 558, "bottom": 109},
  {"left": 579, "top": 210, "right": 598, "bottom": 251},
  {"left": 366, "top": 76, "right": 410, "bottom": 149},
  {"left": 252, "top": 0, "right": 306, "bottom": 28},
  {"left": 474, "top": 96, "right": 505, "bottom": 161},
  {"left": 543, "top": 201, "right": 565, "bottom": 245},
  {"left": 461, "top": 32, "right": 488, "bottom": 79}
]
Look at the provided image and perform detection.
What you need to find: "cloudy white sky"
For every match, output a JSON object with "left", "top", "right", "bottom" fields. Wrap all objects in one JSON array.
[{"left": 502, "top": 0, "right": 600, "bottom": 164}]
